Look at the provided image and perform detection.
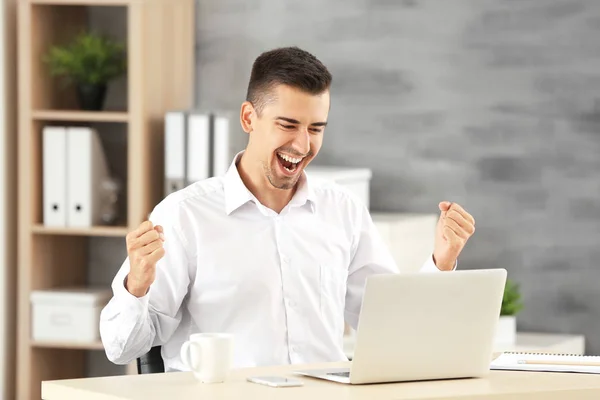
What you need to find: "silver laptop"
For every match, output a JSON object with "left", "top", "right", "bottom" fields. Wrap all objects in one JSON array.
[{"left": 294, "top": 268, "right": 507, "bottom": 384}]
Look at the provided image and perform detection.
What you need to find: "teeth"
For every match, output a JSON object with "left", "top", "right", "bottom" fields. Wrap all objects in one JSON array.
[{"left": 278, "top": 153, "right": 302, "bottom": 164}]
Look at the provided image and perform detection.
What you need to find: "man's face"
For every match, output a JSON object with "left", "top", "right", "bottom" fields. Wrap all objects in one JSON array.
[{"left": 247, "top": 84, "right": 330, "bottom": 190}]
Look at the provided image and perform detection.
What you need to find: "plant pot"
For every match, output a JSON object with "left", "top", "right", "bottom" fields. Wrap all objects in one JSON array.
[
  {"left": 76, "top": 82, "right": 108, "bottom": 111},
  {"left": 495, "top": 315, "right": 516, "bottom": 345}
]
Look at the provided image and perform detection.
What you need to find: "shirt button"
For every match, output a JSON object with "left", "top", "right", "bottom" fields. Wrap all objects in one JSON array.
[{"left": 287, "top": 298, "right": 295, "bottom": 307}]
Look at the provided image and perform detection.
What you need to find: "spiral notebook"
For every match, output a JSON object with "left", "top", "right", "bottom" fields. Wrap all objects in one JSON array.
[{"left": 491, "top": 352, "right": 600, "bottom": 374}]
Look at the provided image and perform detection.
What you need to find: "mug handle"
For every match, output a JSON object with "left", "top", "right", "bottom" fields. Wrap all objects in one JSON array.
[{"left": 180, "top": 341, "right": 202, "bottom": 371}]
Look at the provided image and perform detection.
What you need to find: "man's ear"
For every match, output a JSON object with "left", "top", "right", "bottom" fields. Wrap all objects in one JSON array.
[{"left": 240, "top": 101, "right": 255, "bottom": 133}]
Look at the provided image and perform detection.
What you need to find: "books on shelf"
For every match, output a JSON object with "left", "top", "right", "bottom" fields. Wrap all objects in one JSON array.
[
  {"left": 164, "top": 111, "right": 188, "bottom": 195},
  {"left": 212, "top": 112, "right": 231, "bottom": 178},
  {"left": 42, "top": 126, "right": 68, "bottom": 226},
  {"left": 163, "top": 109, "right": 234, "bottom": 197},
  {"left": 42, "top": 125, "right": 111, "bottom": 228}
]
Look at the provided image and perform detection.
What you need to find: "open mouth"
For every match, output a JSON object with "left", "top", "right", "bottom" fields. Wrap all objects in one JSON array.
[{"left": 276, "top": 152, "right": 304, "bottom": 175}]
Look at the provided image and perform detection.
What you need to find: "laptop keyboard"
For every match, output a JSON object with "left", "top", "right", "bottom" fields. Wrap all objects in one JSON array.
[{"left": 327, "top": 371, "right": 350, "bottom": 377}]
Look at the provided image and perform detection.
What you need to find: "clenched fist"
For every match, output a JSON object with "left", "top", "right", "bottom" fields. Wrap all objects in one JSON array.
[
  {"left": 125, "top": 220, "right": 166, "bottom": 297},
  {"left": 433, "top": 201, "right": 475, "bottom": 271}
]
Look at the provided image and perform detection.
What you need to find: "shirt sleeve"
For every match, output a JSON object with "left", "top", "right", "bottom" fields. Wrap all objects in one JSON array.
[
  {"left": 99, "top": 202, "right": 192, "bottom": 365},
  {"left": 420, "top": 254, "right": 458, "bottom": 272},
  {"left": 344, "top": 203, "right": 450, "bottom": 330}
]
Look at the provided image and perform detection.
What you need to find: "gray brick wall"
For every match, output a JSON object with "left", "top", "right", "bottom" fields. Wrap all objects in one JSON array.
[
  {"left": 89, "top": 0, "right": 600, "bottom": 377},
  {"left": 194, "top": 0, "right": 600, "bottom": 355}
]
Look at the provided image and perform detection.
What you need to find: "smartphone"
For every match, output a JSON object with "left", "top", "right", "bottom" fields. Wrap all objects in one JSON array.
[{"left": 247, "top": 375, "right": 304, "bottom": 387}]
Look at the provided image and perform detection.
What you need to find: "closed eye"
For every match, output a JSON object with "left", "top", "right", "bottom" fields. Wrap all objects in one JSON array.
[
  {"left": 278, "top": 123, "right": 322, "bottom": 133},
  {"left": 278, "top": 123, "right": 296, "bottom": 129}
]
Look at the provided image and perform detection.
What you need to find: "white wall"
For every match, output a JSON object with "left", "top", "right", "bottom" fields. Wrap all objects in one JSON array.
[{"left": 0, "top": 0, "right": 17, "bottom": 398}]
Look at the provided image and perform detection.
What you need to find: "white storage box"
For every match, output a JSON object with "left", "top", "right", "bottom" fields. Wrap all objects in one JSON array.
[
  {"left": 305, "top": 166, "right": 372, "bottom": 209},
  {"left": 30, "top": 287, "right": 112, "bottom": 343},
  {"left": 372, "top": 213, "right": 438, "bottom": 272}
]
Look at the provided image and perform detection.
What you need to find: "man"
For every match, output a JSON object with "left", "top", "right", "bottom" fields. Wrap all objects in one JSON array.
[{"left": 99, "top": 46, "right": 475, "bottom": 371}]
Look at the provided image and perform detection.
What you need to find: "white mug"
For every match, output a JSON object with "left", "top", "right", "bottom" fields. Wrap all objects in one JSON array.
[{"left": 180, "top": 333, "right": 234, "bottom": 383}]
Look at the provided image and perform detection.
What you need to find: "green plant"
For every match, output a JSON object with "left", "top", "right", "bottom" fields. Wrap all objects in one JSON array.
[
  {"left": 501, "top": 279, "right": 524, "bottom": 316},
  {"left": 43, "top": 31, "right": 126, "bottom": 87}
]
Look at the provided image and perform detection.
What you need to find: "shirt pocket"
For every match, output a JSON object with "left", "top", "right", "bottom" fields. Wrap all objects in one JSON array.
[{"left": 320, "top": 263, "right": 347, "bottom": 323}]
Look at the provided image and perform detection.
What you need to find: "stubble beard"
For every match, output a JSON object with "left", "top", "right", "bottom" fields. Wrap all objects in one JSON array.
[{"left": 262, "top": 161, "right": 300, "bottom": 190}]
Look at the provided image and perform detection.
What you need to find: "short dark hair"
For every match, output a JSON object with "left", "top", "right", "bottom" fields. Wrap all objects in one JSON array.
[{"left": 245, "top": 46, "right": 332, "bottom": 115}]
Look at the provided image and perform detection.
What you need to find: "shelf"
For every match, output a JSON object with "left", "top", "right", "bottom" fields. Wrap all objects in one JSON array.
[
  {"left": 32, "top": 224, "right": 129, "bottom": 237},
  {"left": 18, "top": 0, "right": 195, "bottom": 398},
  {"left": 32, "top": 340, "right": 105, "bottom": 350},
  {"left": 32, "top": 110, "right": 129, "bottom": 123}
]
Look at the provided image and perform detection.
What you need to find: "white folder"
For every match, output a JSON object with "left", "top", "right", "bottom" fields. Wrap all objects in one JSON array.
[
  {"left": 164, "top": 111, "right": 187, "bottom": 196},
  {"left": 212, "top": 113, "right": 231, "bottom": 177},
  {"left": 66, "top": 127, "right": 110, "bottom": 227},
  {"left": 43, "top": 126, "right": 67, "bottom": 226},
  {"left": 186, "top": 111, "right": 211, "bottom": 184}
]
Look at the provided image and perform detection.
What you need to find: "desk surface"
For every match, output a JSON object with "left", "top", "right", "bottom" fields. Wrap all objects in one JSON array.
[{"left": 42, "top": 360, "right": 600, "bottom": 400}]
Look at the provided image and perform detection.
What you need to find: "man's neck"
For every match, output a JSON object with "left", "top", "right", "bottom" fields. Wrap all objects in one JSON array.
[{"left": 237, "top": 153, "right": 296, "bottom": 214}]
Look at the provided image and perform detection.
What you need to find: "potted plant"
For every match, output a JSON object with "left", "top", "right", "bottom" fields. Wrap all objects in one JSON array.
[
  {"left": 495, "top": 279, "right": 524, "bottom": 345},
  {"left": 43, "top": 31, "right": 127, "bottom": 111}
]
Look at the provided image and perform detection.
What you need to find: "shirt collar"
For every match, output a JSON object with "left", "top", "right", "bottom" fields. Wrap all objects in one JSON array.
[
  {"left": 289, "top": 171, "right": 317, "bottom": 213},
  {"left": 224, "top": 151, "right": 317, "bottom": 215},
  {"left": 224, "top": 152, "right": 255, "bottom": 215}
]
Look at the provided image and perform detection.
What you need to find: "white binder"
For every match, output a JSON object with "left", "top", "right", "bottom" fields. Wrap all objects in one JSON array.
[
  {"left": 164, "top": 111, "right": 187, "bottom": 196},
  {"left": 66, "top": 127, "right": 110, "bottom": 227},
  {"left": 43, "top": 126, "right": 67, "bottom": 226},
  {"left": 212, "top": 113, "right": 231, "bottom": 177},
  {"left": 186, "top": 111, "right": 211, "bottom": 184}
]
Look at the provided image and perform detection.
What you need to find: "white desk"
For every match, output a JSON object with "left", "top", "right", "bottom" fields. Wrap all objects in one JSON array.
[
  {"left": 344, "top": 332, "right": 585, "bottom": 359},
  {"left": 42, "top": 359, "right": 600, "bottom": 400}
]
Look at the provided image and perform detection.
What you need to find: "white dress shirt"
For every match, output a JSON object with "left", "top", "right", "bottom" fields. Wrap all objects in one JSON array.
[{"left": 99, "top": 152, "right": 442, "bottom": 371}]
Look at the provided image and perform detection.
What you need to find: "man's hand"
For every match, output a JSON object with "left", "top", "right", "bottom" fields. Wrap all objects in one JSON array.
[
  {"left": 433, "top": 201, "right": 475, "bottom": 271},
  {"left": 125, "top": 221, "right": 166, "bottom": 297}
]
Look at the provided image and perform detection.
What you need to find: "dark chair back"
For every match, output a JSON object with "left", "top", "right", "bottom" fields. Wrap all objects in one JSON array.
[{"left": 136, "top": 346, "right": 165, "bottom": 374}]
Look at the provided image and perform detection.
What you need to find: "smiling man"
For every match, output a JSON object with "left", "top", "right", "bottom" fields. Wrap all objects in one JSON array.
[{"left": 100, "top": 46, "right": 476, "bottom": 372}]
